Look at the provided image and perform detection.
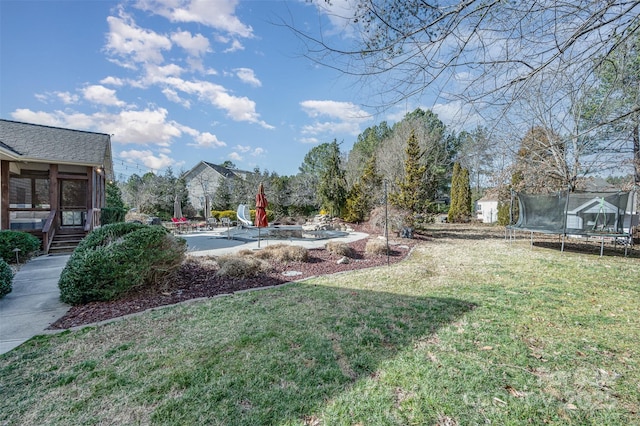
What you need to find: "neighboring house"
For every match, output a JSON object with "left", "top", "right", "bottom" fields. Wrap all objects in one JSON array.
[
  {"left": 476, "top": 195, "right": 499, "bottom": 223},
  {"left": 183, "top": 161, "right": 249, "bottom": 216},
  {"left": 0, "top": 119, "right": 113, "bottom": 253}
]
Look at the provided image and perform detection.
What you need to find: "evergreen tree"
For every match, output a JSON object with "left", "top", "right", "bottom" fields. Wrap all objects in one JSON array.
[
  {"left": 462, "top": 167, "right": 472, "bottom": 217},
  {"left": 448, "top": 162, "right": 462, "bottom": 223},
  {"left": 344, "top": 156, "right": 382, "bottom": 222},
  {"left": 106, "top": 181, "right": 125, "bottom": 209},
  {"left": 448, "top": 162, "right": 472, "bottom": 223},
  {"left": 211, "top": 179, "right": 232, "bottom": 211},
  {"left": 102, "top": 181, "right": 127, "bottom": 224},
  {"left": 389, "top": 130, "right": 428, "bottom": 215},
  {"left": 317, "top": 140, "right": 347, "bottom": 217}
]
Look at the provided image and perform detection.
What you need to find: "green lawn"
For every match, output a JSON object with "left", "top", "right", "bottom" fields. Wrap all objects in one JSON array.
[{"left": 1, "top": 226, "right": 638, "bottom": 425}]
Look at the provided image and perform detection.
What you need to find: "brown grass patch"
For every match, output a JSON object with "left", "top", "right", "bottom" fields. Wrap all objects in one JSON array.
[
  {"left": 253, "top": 243, "right": 309, "bottom": 262},
  {"left": 365, "top": 238, "right": 388, "bottom": 255},
  {"left": 215, "top": 254, "right": 271, "bottom": 278},
  {"left": 325, "top": 241, "right": 355, "bottom": 258}
]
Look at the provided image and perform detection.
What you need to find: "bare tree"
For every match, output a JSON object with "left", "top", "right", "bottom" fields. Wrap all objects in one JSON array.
[{"left": 291, "top": 1, "right": 640, "bottom": 127}]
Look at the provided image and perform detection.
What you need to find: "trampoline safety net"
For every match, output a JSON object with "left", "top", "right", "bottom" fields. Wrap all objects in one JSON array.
[{"left": 511, "top": 191, "right": 636, "bottom": 236}]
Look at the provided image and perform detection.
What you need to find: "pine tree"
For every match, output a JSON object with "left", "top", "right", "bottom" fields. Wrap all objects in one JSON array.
[
  {"left": 389, "top": 130, "right": 427, "bottom": 215},
  {"left": 448, "top": 162, "right": 462, "bottom": 223},
  {"left": 448, "top": 162, "right": 472, "bottom": 222},
  {"left": 318, "top": 141, "right": 347, "bottom": 217},
  {"left": 344, "top": 156, "right": 382, "bottom": 222}
]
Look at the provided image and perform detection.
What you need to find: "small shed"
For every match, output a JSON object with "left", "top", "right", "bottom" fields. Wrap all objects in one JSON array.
[{"left": 476, "top": 196, "right": 499, "bottom": 223}]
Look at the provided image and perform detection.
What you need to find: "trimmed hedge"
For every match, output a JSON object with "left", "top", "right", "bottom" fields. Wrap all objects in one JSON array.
[
  {"left": 58, "top": 222, "right": 186, "bottom": 305},
  {"left": 0, "top": 258, "right": 13, "bottom": 298},
  {"left": 0, "top": 230, "right": 41, "bottom": 264}
]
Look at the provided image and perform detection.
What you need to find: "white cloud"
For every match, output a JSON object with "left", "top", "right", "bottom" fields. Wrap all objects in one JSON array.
[
  {"left": 432, "top": 100, "right": 482, "bottom": 130},
  {"left": 229, "top": 152, "right": 243, "bottom": 161},
  {"left": 141, "top": 64, "right": 184, "bottom": 85},
  {"left": 300, "top": 100, "right": 369, "bottom": 121},
  {"left": 188, "top": 132, "right": 226, "bottom": 148},
  {"left": 106, "top": 108, "right": 182, "bottom": 145},
  {"left": 11, "top": 107, "right": 184, "bottom": 146},
  {"left": 223, "top": 39, "right": 244, "bottom": 53},
  {"left": 299, "top": 137, "right": 320, "bottom": 144},
  {"left": 300, "top": 100, "right": 371, "bottom": 136},
  {"left": 301, "top": 120, "right": 362, "bottom": 136},
  {"left": 251, "top": 147, "right": 265, "bottom": 156},
  {"left": 34, "top": 91, "right": 79, "bottom": 105},
  {"left": 162, "top": 77, "right": 273, "bottom": 128},
  {"left": 83, "top": 85, "right": 126, "bottom": 107},
  {"left": 234, "top": 68, "right": 261, "bottom": 87},
  {"left": 311, "top": 0, "right": 358, "bottom": 38},
  {"left": 162, "top": 88, "right": 191, "bottom": 108},
  {"left": 134, "top": 0, "right": 253, "bottom": 38},
  {"left": 214, "top": 34, "right": 244, "bottom": 52},
  {"left": 56, "top": 91, "right": 79, "bottom": 104},
  {"left": 11, "top": 109, "right": 65, "bottom": 127},
  {"left": 235, "top": 144, "right": 251, "bottom": 153},
  {"left": 100, "top": 76, "right": 126, "bottom": 86},
  {"left": 119, "top": 149, "right": 175, "bottom": 170},
  {"left": 105, "top": 9, "right": 172, "bottom": 66},
  {"left": 171, "top": 30, "right": 211, "bottom": 56}
]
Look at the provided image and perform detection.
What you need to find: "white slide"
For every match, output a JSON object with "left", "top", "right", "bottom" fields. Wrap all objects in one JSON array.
[{"left": 236, "top": 204, "right": 253, "bottom": 226}]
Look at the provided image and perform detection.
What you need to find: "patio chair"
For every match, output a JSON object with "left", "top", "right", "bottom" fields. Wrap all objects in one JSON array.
[{"left": 207, "top": 217, "right": 218, "bottom": 229}]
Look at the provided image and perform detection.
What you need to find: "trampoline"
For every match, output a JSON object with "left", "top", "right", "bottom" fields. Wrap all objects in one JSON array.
[{"left": 507, "top": 190, "right": 638, "bottom": 256}]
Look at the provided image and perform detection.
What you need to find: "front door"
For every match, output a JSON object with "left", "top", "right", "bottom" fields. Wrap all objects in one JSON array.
[{"left": 60, "top": 179, "right": 87, "bottom": 227}]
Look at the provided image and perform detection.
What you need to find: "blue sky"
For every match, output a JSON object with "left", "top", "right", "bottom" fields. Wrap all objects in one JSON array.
[{"left": 0, "top": 0, "right": 463, "bottom": 179}]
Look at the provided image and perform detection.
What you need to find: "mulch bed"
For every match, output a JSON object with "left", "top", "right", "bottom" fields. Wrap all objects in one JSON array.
[{"left": 49, "top": 234, "right": 426, "bottom": 330}]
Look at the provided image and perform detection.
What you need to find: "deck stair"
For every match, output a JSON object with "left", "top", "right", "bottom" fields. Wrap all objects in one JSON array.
[{"left": 48, "top": 228, "right": 85, "bottom": 254}]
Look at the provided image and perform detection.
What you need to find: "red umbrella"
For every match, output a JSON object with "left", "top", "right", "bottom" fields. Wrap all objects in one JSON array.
[
  {"left": 255, "top": 183, "right": 268, "bottom": 247},
  {"left": 255, "top": 183, "right": 268, "bottom": 227}
]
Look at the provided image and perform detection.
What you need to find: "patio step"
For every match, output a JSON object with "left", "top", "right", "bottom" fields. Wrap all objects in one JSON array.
[{"left": 48, "top": 229, "right": 85, "bottom": 254}]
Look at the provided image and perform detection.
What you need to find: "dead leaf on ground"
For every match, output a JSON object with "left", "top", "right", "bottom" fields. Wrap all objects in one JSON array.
[{"left": 505, "top": 385, "right": 526, "bottom": 398}]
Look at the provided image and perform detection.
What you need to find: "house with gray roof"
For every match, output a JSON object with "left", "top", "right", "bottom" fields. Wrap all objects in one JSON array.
[
  {"left": 0, "top": 119, "right": 113, "bottom": 253},
  {"left": 183, "top": 161, "right": 250, "bottom": 218}
]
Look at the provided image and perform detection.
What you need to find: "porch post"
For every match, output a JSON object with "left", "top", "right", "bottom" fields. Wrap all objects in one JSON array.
[
  {"left": 1, "top": 160, "right": 9, "bottom": 230},
  {"left": 86, "top": 166, "right": 94, "bottom": 211},
  {"left": 49, "top": 164, "right": 59, "bottom": 212}
]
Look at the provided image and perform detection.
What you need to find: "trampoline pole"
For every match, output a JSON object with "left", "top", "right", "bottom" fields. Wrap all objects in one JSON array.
[
  {"left": 561, "top": 188, "right": 570, "bottom": 254},
  {"left": 530, "top": 231, "right": 533, "bottom": 249},
  {"left": 600, "top": 237, "right": 604, "bottom": 257}
]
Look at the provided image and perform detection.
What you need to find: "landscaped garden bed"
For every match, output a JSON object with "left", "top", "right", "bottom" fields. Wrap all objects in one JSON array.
[{"left": 49, "top": 235, "right": 424, "bottom": 329}]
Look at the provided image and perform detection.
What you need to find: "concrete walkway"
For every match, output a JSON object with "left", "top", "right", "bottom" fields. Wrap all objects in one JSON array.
[
  {"left": 0, "top": 254, "right": 71, "bottom": 355},
  {"left": 0, "top": 228, "right": 370, "bottom": 355}
]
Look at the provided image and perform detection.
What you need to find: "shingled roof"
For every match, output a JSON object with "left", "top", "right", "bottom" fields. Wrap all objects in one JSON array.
[
  {"left": 0, "top": 119, "right": 113, "bottom": 175},
  {"left": 202, "top": 161, "right": 241, "bottom": 179}
]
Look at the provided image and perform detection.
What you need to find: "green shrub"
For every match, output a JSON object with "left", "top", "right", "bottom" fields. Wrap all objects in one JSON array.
[
  {"left": 101, "top": 207, "right": 127, "bottom": 225},
  {"left": 0, "top": 230, "right": 41, "bottom": 264},
  {"left": 211, "top": 210, "right": 238, "bottom": 221},
  {"left": 58, "top": 223, "right": 186, "bottom": 305},
  {"left": 0, "top": 258, "right": 13, "bottom": 298}
]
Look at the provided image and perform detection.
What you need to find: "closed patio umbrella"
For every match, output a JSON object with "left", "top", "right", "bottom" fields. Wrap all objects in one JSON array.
[
  {"left": 173, "top": 195, "right": 183, "bottom": 219},
  {"left": 255, "top": 183, "right": 268, "bottom": 247}
]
